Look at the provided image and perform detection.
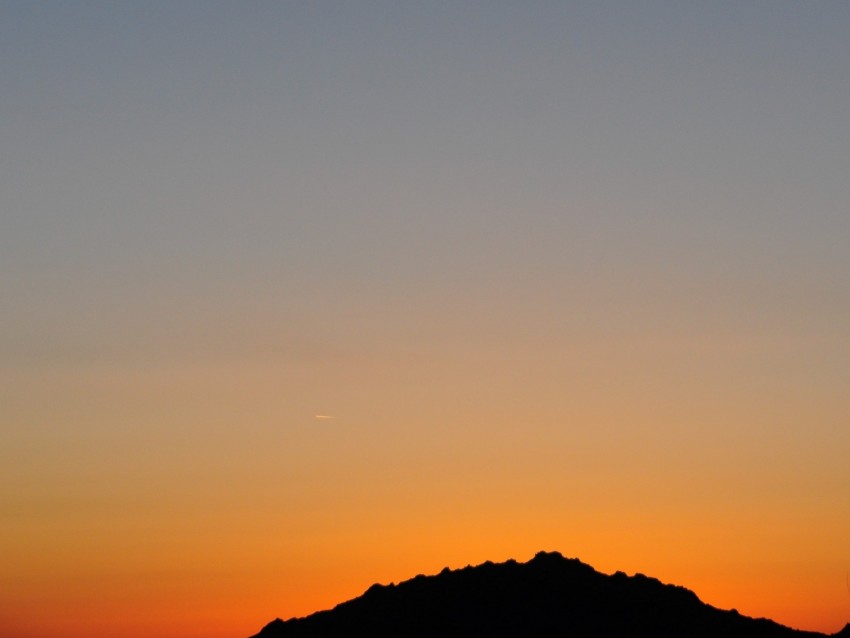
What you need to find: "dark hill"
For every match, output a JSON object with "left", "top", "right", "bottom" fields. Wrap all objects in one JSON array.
[{"left": 251, "top": 551, "right": 848, "bottom": 638}]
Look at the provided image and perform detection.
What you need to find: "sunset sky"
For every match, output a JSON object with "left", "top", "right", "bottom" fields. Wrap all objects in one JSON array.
[{"left": 2, "top": 2, "right": 849, "bottom": 637}]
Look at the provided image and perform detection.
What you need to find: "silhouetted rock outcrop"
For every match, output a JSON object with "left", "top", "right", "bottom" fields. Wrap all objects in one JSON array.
[
  {"left": 250, "top": 551, "right": 844, "bottom": 638},
  {"left": 832, "top": 624, "right": 850, "bottom": 638}
]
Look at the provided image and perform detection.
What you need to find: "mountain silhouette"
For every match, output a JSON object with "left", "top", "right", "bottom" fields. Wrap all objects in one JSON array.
[{"left": 251, "top": 551, "right": 850, "bottom": 638}]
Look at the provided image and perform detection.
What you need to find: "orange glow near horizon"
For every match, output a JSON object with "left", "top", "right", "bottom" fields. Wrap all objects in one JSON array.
[
  {"left": 4, "top": 352, "right": 849, "bottom": 637},
  {"left": 4, "top": 481, "right": 849, "bottom": 637},
  {"left": 4, "top": 544, "right": 848, "bottom": 638}
]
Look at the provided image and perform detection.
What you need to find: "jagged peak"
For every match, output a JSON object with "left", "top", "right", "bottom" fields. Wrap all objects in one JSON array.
[{"left": 250, "top": 553, "right": 831, "bottom": 638}]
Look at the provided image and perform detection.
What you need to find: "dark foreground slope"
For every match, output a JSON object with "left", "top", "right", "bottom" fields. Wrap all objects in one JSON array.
[{"left": 251, "top": 551, "right": 849, "bottom": 638}]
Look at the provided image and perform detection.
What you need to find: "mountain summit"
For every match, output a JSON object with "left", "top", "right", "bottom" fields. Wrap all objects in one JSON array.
[{"left": 251, "top": 551, "right": 846, "bottom": 638}]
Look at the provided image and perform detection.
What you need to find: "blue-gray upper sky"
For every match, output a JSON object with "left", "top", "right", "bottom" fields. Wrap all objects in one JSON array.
[{"left": 4, "top": 2, "right": 848, "bottom": 365}]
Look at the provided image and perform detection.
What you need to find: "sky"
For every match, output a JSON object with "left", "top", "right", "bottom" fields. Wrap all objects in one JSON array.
[{"left": 2, "top": 2, "right": 849, "bottom": 637}]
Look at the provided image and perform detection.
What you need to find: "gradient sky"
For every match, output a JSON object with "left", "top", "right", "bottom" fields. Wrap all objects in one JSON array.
[{"left": 2, "top": 2, "right": 849, "bottom": 637}]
